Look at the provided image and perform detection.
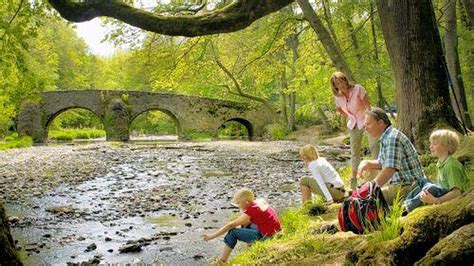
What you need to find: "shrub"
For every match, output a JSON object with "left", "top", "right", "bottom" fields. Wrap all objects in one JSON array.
[
  {"left": 265, "top": 123, "right": 288, "bottom": 140},
  {"left": 0, "top": 136, "right": 33, "bottom": 150}
]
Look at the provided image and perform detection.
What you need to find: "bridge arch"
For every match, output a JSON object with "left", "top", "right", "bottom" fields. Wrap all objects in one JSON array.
[
  {"left": 216, "top": 117, "right": 254, "bottom": 140},
  {"left": 44, "top": 106, "right": 103, "bottom": 142},
  {"left": 130, "top": 108, "right": 183, "bottom": 139}
]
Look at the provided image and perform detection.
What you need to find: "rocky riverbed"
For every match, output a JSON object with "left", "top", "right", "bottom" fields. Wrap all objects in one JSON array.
[{"left": 0, "top": 140, "right": 350, "bottom": 265}]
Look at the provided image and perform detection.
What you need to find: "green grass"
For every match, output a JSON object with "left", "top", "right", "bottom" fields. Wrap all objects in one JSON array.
[
  {"left": 337, "top": 164, "right": 352, "bottom": 188},
  {"left": 0, "top": 135, "right": 33, "bottom": 150},
  {"left": 227, "top": 201, "right": 341, "bottom": 265},
  {"left": 48, "top": 128, "right": 105, "bottom": 140},
  {"left": 186, "top": 131, "right": 214, "bottom": 141},
  {"left": 302, "top": 196, "right": 328, "bottom": 216},
  {"left": 229, "top": 208, "right": 326, "bottom": 264},
  {"left": 367, "top": 189, "right": 403, "bottom": 244}
]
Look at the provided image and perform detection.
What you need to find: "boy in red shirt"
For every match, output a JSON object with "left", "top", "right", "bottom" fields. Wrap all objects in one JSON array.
[{"left": 202, "top": 188, "right": 281, "bottom": 264}]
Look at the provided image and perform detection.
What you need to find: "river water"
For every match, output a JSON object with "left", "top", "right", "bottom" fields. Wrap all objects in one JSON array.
[{"left": 0, "top": 139, "right": 349, "bottom": 265}]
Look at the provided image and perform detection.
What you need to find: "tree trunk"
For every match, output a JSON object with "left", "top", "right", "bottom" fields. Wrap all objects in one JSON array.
[
  {"left": 296, "top": 0, "right": 356, "bottom": 83},
  {"left": 288, "top": 92, "right": 296, "bottom": 131},
  {"left": 376, "top": 0, "right": 463, "bottom": 149},
  {"left": 321, "top": 0, "right": 339, "bottom": 43},
  {"left": 370, "top": 0, "right": 394, "bottom": 119},
  {"left": 370, "top": 1, "right": 383, "bottom": 108},
  {"left": 0, "top": 203, "right": 22, "bottom": 265},
  {"left": 286, "top": 33, "right": 299, "bottom": 132},
  {"left": 279, "top": 70, "right": 288, "bottom": 126},
  {"left": 444, "top": 0, "right": 472, "bottom": 129},
  {"left": 346, "top": 19, "right": 363, "bottom": 63}
]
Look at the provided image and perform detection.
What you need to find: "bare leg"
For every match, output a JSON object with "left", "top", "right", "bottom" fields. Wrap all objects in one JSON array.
[
  {"left": 300, "top": 185, "right": 312, "bottom": 205},
  {"left": 219, "top": 245, "right": 233, "bottom": 263}
]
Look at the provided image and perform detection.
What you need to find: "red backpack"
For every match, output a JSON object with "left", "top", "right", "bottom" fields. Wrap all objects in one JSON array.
[{"left": 338, "top": 182, "right": 389, "bottom": 234}]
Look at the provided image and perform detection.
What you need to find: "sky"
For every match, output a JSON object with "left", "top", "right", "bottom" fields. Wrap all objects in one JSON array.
[
  {"left": 73, "top": 0, "right": 163, "bottom": 57},
  {"left": 75, "top": 18, "right": 117, "bottom": 57}
]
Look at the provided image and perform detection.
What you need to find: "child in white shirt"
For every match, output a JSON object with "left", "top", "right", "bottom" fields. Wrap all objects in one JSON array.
[{"left": 299, "top": 144, "right": 346, "bottom": 205}]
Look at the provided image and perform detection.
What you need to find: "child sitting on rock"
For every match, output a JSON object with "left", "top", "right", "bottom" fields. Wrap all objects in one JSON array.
[
  {"left": 404, "top": 129, "right": 469, "bottom": 213},
  {"left": 202, "top": 188, "right": 281, "bottom": 264},
  {"left": 299, "top": 144, "right": 346, "bottom": 205}
]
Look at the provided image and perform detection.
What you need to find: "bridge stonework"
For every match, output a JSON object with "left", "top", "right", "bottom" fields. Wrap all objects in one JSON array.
[{"left": 17, "top": 90, "right": 275, "bottom": 143}]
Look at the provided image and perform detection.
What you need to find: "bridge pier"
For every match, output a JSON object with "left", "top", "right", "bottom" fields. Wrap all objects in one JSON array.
[
  {"left": 17, "top": 102, "right": 44, "bottom": 143},
  {"left": 104, "top": 98, "right": 131, "bottom": 141}
]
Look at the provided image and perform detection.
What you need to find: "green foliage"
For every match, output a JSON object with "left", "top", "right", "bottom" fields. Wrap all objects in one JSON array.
[
  {"left": 265, "top": 123, "right": 288, "bottom": 140},
  {"left": 48, "top": 128, "right": 105, "bottom": 140},
  {"left": 49, "top": 109, "right": 103, "bottom": 130},
  {"left": 0, "top": 135, "right": 33, "bottom": 150},
  {"left": 1, "top": 2, "right": 99, "bottom": 138},
  {"left": 218, "top": 121, "right": 248, "bottom": 139},
  {"left": 130, "top": 111, "right": 176, "bottom": 135}
]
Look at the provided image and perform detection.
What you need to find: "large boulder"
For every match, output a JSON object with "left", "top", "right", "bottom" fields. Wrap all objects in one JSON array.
[{"left": 0, "top": 202, "right": 22, "bottom": 265}]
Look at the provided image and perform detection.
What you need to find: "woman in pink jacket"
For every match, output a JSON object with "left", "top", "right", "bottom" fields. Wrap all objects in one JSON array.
[{"left": 330, "top": 71, "right": 378, "bottom": 189}]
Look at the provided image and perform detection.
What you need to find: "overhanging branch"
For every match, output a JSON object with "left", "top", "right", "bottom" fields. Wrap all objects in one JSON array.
[{"left": 48, "top": 0, "right": 295, "bottom": 37}]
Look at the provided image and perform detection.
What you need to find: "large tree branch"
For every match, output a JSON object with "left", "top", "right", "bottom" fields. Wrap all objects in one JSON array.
[
  {"left": 48, "top": 0, "right": 295, "bottom": 37},
  {"left": 212, "top": 46, "right": 274, "bottom": 111}
]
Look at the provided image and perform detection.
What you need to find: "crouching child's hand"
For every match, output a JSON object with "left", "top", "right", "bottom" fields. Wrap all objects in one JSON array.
[{"left": 202, "top": 234, "right": 213, "bottom": 241}]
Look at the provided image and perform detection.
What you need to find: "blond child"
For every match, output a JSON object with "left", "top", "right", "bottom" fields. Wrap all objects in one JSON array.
[
  {"left": 299, "top": 144, "right": 345, "bottom": 205},
  {"left": 202, "top": 188, "right": 281, "bottom": 264},
  {"left": 404, "top": 129, "right": 469, "bottom": 213}
]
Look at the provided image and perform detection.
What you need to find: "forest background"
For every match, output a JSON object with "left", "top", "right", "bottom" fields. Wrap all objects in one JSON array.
[{"left": 1, "top": 0, "right": 472, "bottom": 142}]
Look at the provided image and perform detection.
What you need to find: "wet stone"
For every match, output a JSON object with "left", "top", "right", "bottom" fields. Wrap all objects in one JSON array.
[
  {"left": 85, "top": 243, "right": 97, "bottom": 252},
  {"left": 118, "top": 243, "right": 143, "bottom": 253},
  {"left": 159, "top": 247, "right": 173, "bottom": 252}
]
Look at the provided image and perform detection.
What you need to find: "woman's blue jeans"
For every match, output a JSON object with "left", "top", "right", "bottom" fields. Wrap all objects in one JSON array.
[
  {"left": 404, "top": 178, "right": 448, "bottom": 213},
  {"left": 223, "top": 223, "right": 263, "bottom": 249}
]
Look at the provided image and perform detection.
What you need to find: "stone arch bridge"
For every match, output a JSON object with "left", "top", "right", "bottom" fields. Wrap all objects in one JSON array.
[{"left": 17, "top": 90, "right": 275, "bottom": 143}]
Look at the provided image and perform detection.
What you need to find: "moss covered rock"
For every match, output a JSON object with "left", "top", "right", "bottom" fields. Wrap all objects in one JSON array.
[
  {"left": 0, "top": 202, "right": 22, "bottom": 265},
  {"left": 348, "top": 190, "right": 474, "bottom": 265},
  {"left": 415, "top": 223, "right": 474, "bottom": 265}
]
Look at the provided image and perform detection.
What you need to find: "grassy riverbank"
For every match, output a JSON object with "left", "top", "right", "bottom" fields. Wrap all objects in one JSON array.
[
  {"left": 226, "top": 135, "right": 474, "bottom": 264},
  {"left": 0, "top": 134, "right": 33, "bottom": 150},
  {"left": 48, "top": 128, "right": 105, "bottom": 141}
]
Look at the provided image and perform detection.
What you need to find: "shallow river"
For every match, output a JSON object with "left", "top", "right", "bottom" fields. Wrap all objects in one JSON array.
[{"left": 0, "top": 139, "right": 349, "bottom": 265}]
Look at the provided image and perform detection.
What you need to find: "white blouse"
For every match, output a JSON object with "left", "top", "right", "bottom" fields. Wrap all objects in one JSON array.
[{"left": 308, "top": 158, "right": 344, "bottom": 202}]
